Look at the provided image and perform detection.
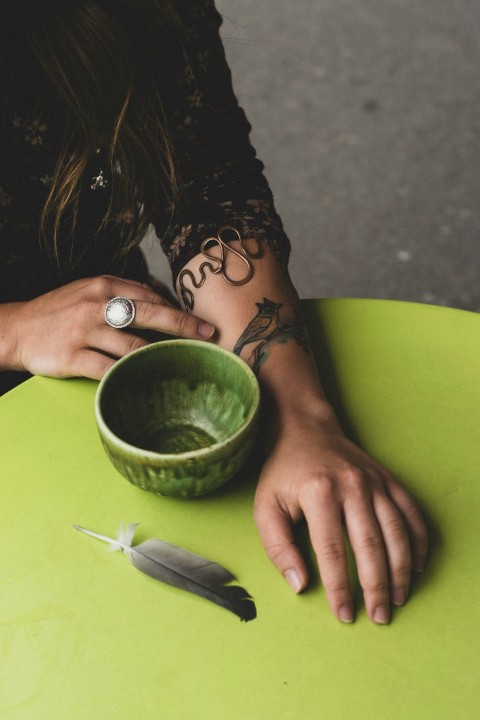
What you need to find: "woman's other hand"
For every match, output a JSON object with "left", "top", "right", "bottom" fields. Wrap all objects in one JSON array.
[{"left": 3, "top": 275, "right": 215, "bottom": 379}]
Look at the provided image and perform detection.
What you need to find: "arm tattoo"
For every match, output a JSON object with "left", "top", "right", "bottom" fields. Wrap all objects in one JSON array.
[
  {"left": 233, "top": 297, "right": 310, "bottom": 374},
  {"left": 177, "top": 226, "right": 282, "bottom": 312}
]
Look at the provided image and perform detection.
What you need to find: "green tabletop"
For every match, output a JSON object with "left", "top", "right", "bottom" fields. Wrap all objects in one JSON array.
[{"left": 1, "top": 299, "right": 479, "bottom": 719}]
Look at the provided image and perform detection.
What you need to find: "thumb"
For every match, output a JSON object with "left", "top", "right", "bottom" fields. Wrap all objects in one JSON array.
[{"left": 254, "top": 499, "right": 308, "bottom": 593}]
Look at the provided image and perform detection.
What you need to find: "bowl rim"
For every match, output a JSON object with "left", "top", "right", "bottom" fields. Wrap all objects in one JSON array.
[{"left": 95, "top": 339, "right": 260, "bottom": 460}]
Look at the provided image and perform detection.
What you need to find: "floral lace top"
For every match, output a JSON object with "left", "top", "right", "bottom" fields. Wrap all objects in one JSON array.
[{"left": 0, "top": 0, "right": 290, "bottom": 306}]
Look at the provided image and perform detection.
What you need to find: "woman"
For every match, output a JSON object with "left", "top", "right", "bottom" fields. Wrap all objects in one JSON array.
[{"left": 0, "top": 0, "right": 427, "bottom": 623}]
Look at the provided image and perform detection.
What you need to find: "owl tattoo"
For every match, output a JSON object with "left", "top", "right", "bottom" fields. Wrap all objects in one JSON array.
[{"left": 233, "top": 297, "right": 309, "bottom": 374}]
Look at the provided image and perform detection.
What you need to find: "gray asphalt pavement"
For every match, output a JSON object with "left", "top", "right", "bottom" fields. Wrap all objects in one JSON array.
[{"left": 144, "top": 0, "right": 480, "bottom": 311}]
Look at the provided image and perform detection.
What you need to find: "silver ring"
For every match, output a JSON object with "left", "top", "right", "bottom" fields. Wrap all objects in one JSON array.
[{"left": 104, "top": 296, "right": 136, "bottom": 329}]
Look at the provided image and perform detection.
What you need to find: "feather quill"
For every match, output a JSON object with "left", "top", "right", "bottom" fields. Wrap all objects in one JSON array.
[{"left": 73, "top": 523, "right": 256, "bottom": 622}]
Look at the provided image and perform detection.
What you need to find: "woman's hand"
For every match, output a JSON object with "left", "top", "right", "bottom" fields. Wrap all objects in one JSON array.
[
  {"left": 253, "top": 408, "right": 428, "bottom": 624},
  {"left": 5, "top": 275, "right": 214, "bottom": 379},
  {"left": 173, "top": 243, "right": 428, "bottom": 624}
]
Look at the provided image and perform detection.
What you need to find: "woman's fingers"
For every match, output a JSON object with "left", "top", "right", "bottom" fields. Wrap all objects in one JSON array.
[
  {"left": 89, "top": 302, "right": 215, "bottom": 365},
  {"left": 343, "top": 489, "right": 391, "bottom": 624},
  {"left": 255, "top": 471, "right": 420, "bottom": 626},
  {"left": 253, "top": 499, "right": 309, "bottom": 594},
  {"left": 372, "top": 491, "right": 412, "bottom": 608},
  {"left": 88, "top": 326, "right": 150, "bottom": 360},
  {"left": 86, "top": 297, "right": 215, "bottom": 375},
  {"left": 93, "top": 277, "right": 215, "bottom": 340},
  {"left": 68, "top": 348, "right": 118, "bottom": 380},
  {"left": 303, "top": 484, "right": 353, "bottom": 623},
  {"left": 384, "top": 477, "right": 429, "bottom": 573},
  {"left": 131, "top": 299, "right": 214, "bottom": 339},
  {"left": 303, "top": 475, "right": 418, "bottom": 624}
]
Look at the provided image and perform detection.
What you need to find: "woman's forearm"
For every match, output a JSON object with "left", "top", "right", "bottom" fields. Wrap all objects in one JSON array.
[{"left": 175, "top": 240, "right": 338, "bottom": 427}]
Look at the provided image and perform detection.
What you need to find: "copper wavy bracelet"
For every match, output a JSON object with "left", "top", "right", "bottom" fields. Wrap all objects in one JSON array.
[{"left": 177, "top": 225, "right": 280, "bottom": 312}]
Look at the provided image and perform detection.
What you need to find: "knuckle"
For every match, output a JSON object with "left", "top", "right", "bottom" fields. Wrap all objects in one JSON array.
[
  {"left": 403, "top": 504, "right": 429, "bottom": 545},
  {"left": 299, "top": 474, "right": 335, "bottom": 504},
  {"left": 342, "top": 467, "right": 368, "bottom": 492},
  {"left": 328, "top": 580, "right": 351, "bottom": 595},
  {"left": 64, "top": 344, "right": 77, "bottom": 361},
  {"left": 63, "top": 348, "right": 84, "bottom": 374},
  {"left": 126, "top": 335, "right": 147, "bottom": 354},
  {"left": 393, "top": 562, "right": 411, "bottom": 579},
  {"left": 79, "top": 355, "right": 114, "bottom": 380},
  {"left": 152, "top": 293, "right": 169, "bottom": 307},
  {"left": 360, "top": 534, "right": 383, "bottom": 555},
  {"left": 62, "top": 336, "right": 82, "bottom": 359},
  {"left": 99, "top": 357, "right": 115, "bottom": 377},
  {"left": 363, "top": 578, "right": 389, "bottom": 594},
  {"left": 318, "top": 541, "right": 346, "bottom": 564},
  {"left": 404, "top": 501, "right": 425, "bottom": 528},
  {"left": 384, "top": 515, "right": 408, "bottom": 540},
  {"left": 264, "top": 541, "right": 292, "bottom": 567},
  {"left": 90, "top": 275, "right": 114, "bottom": 297},
  {"left": 172, "top": 310, "right": 191, "bottom": 336}
]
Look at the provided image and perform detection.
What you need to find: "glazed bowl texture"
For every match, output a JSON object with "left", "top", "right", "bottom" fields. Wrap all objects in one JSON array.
[{"left": 95, "top": 340, "right": 260, "bottom": 497}]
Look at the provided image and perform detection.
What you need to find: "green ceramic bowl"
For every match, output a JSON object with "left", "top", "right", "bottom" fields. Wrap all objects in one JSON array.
[{"left": 95, "top": 340, "right": 260, "bottom": 498}]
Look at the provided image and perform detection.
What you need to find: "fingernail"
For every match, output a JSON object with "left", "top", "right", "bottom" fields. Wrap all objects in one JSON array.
[
  {"left": 393, "top": 588, "right": 407, "bottom": 607},
  {"left": 339, "top": 604, "right": 354, "bottom": 624},
  {"left": 284, "top": 569, "right": 302, "bottom": 593},
  {"left": 373, "top": 604, "right": 390, "bottom": 624},
  {"left": 198, "top": 322, "right": 215, "bottom": 338}
]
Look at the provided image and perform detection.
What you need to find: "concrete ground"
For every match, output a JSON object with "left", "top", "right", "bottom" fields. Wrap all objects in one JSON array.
[{"left": 143, "top": 0, "right": 480, "bottom": 312}]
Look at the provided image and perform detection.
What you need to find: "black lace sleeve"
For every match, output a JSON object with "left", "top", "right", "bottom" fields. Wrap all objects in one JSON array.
[{"left": 154, "top": 0, "right": 291, "bottom": 283}]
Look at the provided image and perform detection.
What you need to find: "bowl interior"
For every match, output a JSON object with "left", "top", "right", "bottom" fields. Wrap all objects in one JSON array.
[{"left": 98, "top": 341, "right": 259, "bottom": 455}]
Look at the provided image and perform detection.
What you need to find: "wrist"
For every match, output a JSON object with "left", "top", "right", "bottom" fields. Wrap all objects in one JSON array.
[
  {"left": 263, "top": 384, "right": 340, "bottom": 433},
  {"left": 0, "top": 303, "right": 24, "bottom": 371},
  {"left": 258, "top": 359, "right": 342, "bottom": 441}
]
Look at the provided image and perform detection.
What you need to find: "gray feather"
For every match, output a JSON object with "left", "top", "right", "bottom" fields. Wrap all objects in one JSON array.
[
  {"left": 73, "top": 524, "right": 256, "bottom": 622},
  {"left": 132, "top": 538, "right": 234, "bottom": 585},
  {"left": 128, "top": 539, "right": 255, "bottom": 622}
]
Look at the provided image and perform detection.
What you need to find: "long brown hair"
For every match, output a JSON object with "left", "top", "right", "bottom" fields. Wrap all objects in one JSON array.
[{"left": 2, "top": 0, "right": 187, "bottom": 260}]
